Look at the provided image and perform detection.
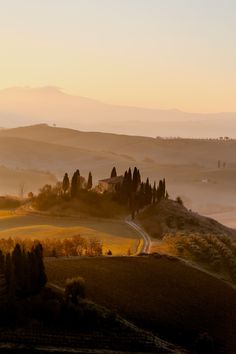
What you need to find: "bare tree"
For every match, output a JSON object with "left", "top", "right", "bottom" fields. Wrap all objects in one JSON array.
[{"left": 19, "top": 183, "right": 25, "bottom": 199}]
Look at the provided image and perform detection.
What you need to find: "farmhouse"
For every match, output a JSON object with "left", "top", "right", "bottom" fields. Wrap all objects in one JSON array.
[{"left": 98, "top": 176, "right": 123, "bottom": 193}]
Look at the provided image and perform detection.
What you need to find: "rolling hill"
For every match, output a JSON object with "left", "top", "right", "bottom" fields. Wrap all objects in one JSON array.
[
  {"left": 1, "top": 87, "right": 236, "bottom": 138},
  {"left": 0, "top": 165, "right": 56, "bottom": 196},
  {"left": 138, "top": 199, "right": 236, "bottom": 240},
  {"left": 2, "top": 124, "right": 236, "bottom": 168},
  {"left": 138, "top": 199, "right": 236, "bottom": 284},
  {"left": 46, "top": 255, "right": 236, "bottom": 353},
  {"left": 1, "top": 124, "right": 236, "bottom": 219}
]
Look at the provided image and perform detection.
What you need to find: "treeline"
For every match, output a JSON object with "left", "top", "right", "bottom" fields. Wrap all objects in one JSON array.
[
  {"left": 164, "top": 233, "right": 236, "bottom": 282},
  {"left": 0, "top": 243, "right": 47, "bottom": 300},
  {"left": 32, "top": 166, "right": 167, "bottom": 218},
  {"left": 63, "top": 170, "right": 93, "bottom": 198},
  {"left": 112, "top": 167, "right": 167, "bottom": 217},
  {"left": 0, "top": 236, "right": 103, "bottom": 258}
]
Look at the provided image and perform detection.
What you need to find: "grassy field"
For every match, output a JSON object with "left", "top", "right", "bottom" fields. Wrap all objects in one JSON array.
[
  {"left": 0, "top": 210, "right": 15, "bottom": 219},
  {"left": 0, "top": 212, "right": 141, "bottom": 255},
  {"left": 45, "top": 255, "right": 236, "bottom": 353}
]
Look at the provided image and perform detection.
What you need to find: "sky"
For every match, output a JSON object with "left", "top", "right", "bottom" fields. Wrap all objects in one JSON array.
[{"left": 0, "top": 0, "right": 236, "bottom": 113}]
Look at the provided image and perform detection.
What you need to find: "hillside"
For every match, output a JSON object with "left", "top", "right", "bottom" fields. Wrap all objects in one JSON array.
[
  {"left": 46, "top": 255, "right": 236, "bottom": 353},
  {"left": 138, "top": 199, "right": 236, "bottom": 239},
  {"left": 0, "top": 135, "right": 133, "bottom": 178},
  {"left": 1, "top": 124, "right": 236, "bottom": 219},
  {"left": 2, "top": 124, "right": 236, "bottom": 168},
  {"left": 1, "top": 87, "right": 236, "bottom": 138},
  {"left": 0, "top": 165, "right": 56, "bottom": 196},
  {"left": 138, "top": 200, "right": 236, "bottom": 283}
]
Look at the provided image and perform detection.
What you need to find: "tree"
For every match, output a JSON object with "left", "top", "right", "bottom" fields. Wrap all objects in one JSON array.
[
  {"left": 111, "top": 167, "right": 117, "bottom": 178},
  {"left": 153, "top": 182, "right": 157, "bottom": 204},
  {"left": 12, "top": 244, "right": 24, "bottom": 297},
  {"left": 62, "top": 173, "right": 70, "bottom": 194},
  {"left": 162, "top": 178, "right": 166, "bottom": 198},
  {"left": 33, "top": 243, "right": 47, "bottom": 292},
  {"left": 176, "top": 196, "right": 183, "bottom": 206},
  {"left": 87, "top": 172, "right": 93, "bottom": 190},
  {"left": 132, "top": 167, "right": 140, "bottom": 193},
  {"left": 5, "top": 253, "right": 15, "bottom": 301},
  {"left": 0, "top": 250, "right": 4, "bottom": 273},
  {"left": 145, "top": 178, "right": 151, "bottom": 205},
  {"left": 71, "top": 169, "right": 80, "bottom": 198},
  {"left": 65, "top": 277, "right": 85, "bottom": 305},
  {"left": 19, "top": 183, "right": 25, "bottom": 199}
]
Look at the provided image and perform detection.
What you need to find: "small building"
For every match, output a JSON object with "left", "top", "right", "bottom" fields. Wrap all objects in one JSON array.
[{"left": 98, "top": 176, "right": 123, "bottom": 193}]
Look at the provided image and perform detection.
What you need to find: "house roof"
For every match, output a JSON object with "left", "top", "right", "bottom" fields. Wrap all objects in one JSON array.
[{"left": 99, "top": 176, "right": 123, "bottom": 185}]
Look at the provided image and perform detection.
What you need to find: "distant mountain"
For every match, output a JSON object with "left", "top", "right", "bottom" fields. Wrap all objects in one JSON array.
[{"left": 1, "top": 87, "right": 236, "bottom": 138}]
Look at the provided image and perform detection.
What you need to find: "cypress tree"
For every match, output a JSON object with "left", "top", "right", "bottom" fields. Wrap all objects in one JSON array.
[
  {"left": 127, "top": 168, "right": 132, "bottom": 185},
  {"left": 5, "top": 252, "right": 15, "bottom": 301},
  {"left": 0, "top": 250, "right": 4, "bottom": 273},
  {"left": 145, "top": 178, "right": 150, "bottom": 205},
  {"left": 87, "top": 172, "right": 93, "bottom": 190},
  {"left": 12, "top": 244, "right": 24, "bottom": 298},
  {"left": 71, "top": 169, "right": 80, "bottom": 198},
  {"left": 110, "top": 167, "right": 117, "bottom": 178},
  {"left": 62, "top": 173, "right": 70, "bottom": 194},
  {"left": 162, "top": 178, "right": 166, "bottom": 198},
  {"left": 157, "top": 180, "right": 163, "bottom": 201},
  {"left": 29, "top": 244, "right": 47, "bottom": 294},
  {"left": 120, "top": 170, "right": 129, "bottom": 203},
  {"left": 132, "top": 167, "right": 139, "bottom": 193},
  {"left": 137, "top": 169, "right": 141, "bottom": 186},
  {"left": 139, "top": 182, "right": 145, "bottom": 209},
  {"left": 153, "top": 182, "right": 157, "bottom": 204}
]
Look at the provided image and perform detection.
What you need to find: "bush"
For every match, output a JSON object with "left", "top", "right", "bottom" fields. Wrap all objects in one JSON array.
[
  {"left": 0, "top": 197, "right": 21, "bottom": 209},
  {"left": 65, "top": 277, "right": 85, "bottom": 305},
  {"left": 176, "top": 196, "right": 184, "bottom": 206}
]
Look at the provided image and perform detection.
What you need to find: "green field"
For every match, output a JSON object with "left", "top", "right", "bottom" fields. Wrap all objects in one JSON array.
[{"left": 0, "top": 211, "right": 141, "bottom": 255}]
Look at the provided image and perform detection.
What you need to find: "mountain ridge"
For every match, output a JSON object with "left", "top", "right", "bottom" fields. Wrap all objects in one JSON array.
[{"left": 1, "top": 87, "right": 236, "bottom": 137}]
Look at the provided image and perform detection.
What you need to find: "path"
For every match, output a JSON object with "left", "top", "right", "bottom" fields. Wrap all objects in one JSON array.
[{"left": 125, "top": 217, "right": 152, "bottom": 254}]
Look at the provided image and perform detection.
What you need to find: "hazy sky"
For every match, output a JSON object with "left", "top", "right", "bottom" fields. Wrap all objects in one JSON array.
[{"left": 1, "top": 0, "right": 236, "bottom": 112}]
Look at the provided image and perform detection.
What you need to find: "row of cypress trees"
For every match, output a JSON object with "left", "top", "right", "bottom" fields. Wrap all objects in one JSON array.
[
  {"left": 114, "top": 167, "right": 167, "bottom": 216},
  {"left": 0, "top": 243, "right": 47, "bottom": 301},
  {"left": 62, "top": 170, "right": 93, "bottom": 198},
  {"left": 61, "top": 166, "right": 167, "bottom": 217}
]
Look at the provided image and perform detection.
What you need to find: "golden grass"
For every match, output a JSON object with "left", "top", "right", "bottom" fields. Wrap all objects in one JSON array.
[
  {"left": 0, "top": 214, "right": 141, "bottom": 256},
  {"left": 0, "top": 210, "right": 16, "bottom": 219}
]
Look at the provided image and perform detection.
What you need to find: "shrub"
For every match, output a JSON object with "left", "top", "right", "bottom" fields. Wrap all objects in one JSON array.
[
  {"left": 65, "top": 277, "right": 85, "bottom": 305},
  {"left": 176, "top": 196, "right": 184, "bottom": 206}
]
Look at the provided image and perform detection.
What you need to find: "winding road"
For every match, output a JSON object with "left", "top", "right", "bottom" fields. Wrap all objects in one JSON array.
[{"left": 125, "top": 217, "right": 152, "bottom": 254}]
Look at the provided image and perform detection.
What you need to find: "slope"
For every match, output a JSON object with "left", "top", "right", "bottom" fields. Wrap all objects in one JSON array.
[{"left": 46, "top": 255, "right": 236, "bottom": 353}]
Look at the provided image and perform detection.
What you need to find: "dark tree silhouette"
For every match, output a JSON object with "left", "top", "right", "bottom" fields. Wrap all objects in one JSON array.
[
  {"left": 62, "top": 173, "right": 70, "bottom": 194},
  {"left": 3, "top": 243, "right": 47, "bottom": 300},
  {"left": 111, "top": 167, "right": 117, "bottom": 178},
  {"left": 65, "top": 277, "right": 85, "bottom": 305},
  {"left": 71, "top": 169, "right": 80, "bottom": 198},
  {"left": 87, "top": 171, "right": 93, "bottom": 190}
]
